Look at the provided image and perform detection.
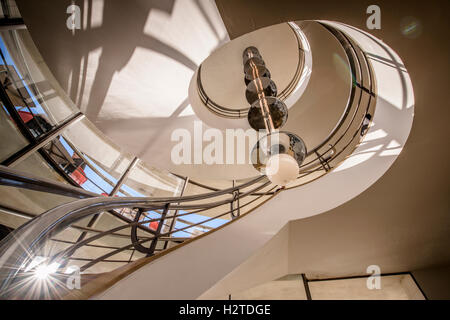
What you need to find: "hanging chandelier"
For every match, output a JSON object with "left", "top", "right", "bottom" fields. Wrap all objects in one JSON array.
[{"left": 244, "top": 46, "right": 307, "bottom": 186}]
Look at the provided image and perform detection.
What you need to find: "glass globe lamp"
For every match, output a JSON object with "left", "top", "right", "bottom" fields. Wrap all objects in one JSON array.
[{"left": 251, "top": 131, "right": 307, "bottom": 186}]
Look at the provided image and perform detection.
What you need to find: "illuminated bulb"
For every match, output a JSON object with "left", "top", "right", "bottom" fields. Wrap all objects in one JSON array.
[{"left": 265, "top": 153, "right": 299, "bottom": 186}]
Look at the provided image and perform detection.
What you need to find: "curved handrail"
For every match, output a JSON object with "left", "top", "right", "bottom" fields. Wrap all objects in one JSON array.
[
  {"left": 285, "top": 21, "right": 376, "bottom": 189},
  {"left": 0, "top": 169, "right": 276, "bottom": 299},
  {"left": 0, "top": 165, "right": 98, "bottom": 199}
]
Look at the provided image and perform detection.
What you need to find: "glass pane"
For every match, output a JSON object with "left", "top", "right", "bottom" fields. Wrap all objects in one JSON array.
[
  {"left": 0, "top": 29, "right": 78, "bottom": 139},
  {"left": 47, "top": 118, "right": 135, "bottom": 195},
  {"left": 41, "top": 136, "right": 113, "bottom": 195},
  {"left": 0, "top": 102, "right": 28, "bottom": 162},
  {"left": 0, "top": 206, "right": 28, "bottom": 229},
  {"left": 0, "top": 185, "right": 75, "bottom": 217},
  {"left": 120, "top": 160, "right": 184, "bottom": 198},
  {"left": 63, "top": 118, "right": 132, "bottom": 179},
  {"left": 0, "top": 1, "right": 21, "bottom": 19},
  {"left": 14, "top": 151, "right": 69, "bottom": 185}
]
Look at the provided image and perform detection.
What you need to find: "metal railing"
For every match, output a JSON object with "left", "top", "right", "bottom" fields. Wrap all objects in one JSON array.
[
  {"left": 0, "top": 166, "right": 278, "bottom": 299},
  {"left": 284, "top": 22, "right": 376, "bottom": 189}
]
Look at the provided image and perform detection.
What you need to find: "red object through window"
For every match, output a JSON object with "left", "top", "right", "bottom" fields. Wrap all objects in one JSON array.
[
  {"left": 149, "top": 221, "right": 159, "bottom": 230},
  {"left": 70, "top": 167, "right": 87, "bottom": 186},
  {"left": 17, "top": 110, "right": 34, "bottom": 123}
]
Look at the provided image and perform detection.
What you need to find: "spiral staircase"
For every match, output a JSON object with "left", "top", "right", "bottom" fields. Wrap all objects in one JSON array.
[{"left": 0, "top": 0, "right": 448, "bottom": 300}]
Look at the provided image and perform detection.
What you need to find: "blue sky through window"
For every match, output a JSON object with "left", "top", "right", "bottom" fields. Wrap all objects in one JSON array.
[
  {"left": 171, "top": 211, "right": 228, "bottom": 238},
  {"left": 0, "top": 36, "right": 47, "bottom": 118},
  {"left": 83, "top": 153, "right": 144, "bottom": 197}
]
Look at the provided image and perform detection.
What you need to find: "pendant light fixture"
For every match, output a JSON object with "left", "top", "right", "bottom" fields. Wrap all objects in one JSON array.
[{"left": 244, "top": 47, "right": 307, "bottom": 186}]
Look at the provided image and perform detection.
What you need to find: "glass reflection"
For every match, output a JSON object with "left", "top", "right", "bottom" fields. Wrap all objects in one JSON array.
[{"left": 0, "top": 29, "right": 78, "bottom": 140}]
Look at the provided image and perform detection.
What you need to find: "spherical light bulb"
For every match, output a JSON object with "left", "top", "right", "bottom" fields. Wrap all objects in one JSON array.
[{"left": 265, "top": 153, "right": 299, "bottom": 186}]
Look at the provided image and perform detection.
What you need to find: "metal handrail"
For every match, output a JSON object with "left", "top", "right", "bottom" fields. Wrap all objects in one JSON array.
[
  {"left": 0, "top": 165, "right": 98, "bottom": 199},
  {"left": 0, "top": 165, "right": 268, "bottom": 203},
  {"left": 284, "top": 22, "right": 376, "bottom": 189},
  {"left": 0, "top": 167, "right": 276, "bottom": 299}
]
